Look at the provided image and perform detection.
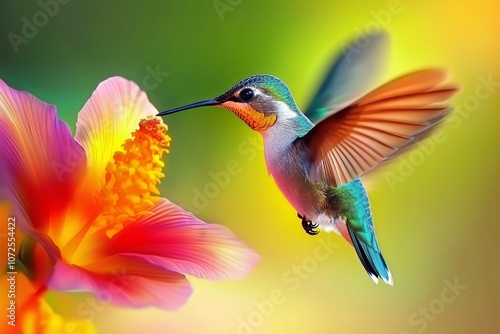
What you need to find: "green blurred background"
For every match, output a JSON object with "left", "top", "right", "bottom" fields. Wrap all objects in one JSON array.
[{"left": 1, "top": 0, "right": 499, "bottom": 333}]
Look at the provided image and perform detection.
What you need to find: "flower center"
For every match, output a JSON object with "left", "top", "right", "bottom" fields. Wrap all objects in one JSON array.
[{"left": 93, "top": 116, "right": 170, "bottom": 237}]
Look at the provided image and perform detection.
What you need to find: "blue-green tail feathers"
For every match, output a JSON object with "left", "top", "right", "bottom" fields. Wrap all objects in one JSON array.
[
  {"left": 347, "top": 222, "right": 393, "bottom": 285},
  {"left": 334, "top": 179, "right": 393, "bottom": 285}
]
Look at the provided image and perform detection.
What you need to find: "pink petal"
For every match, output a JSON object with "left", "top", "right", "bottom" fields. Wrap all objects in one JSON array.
[
  {"left": 74, "top": 77, "right": 158, "bottom": 191},
  {"left": 103, "top": 199, "right": 260, "bottom": 280},
  {"left": 0, "top": 80, "right": 86, "bottom": 238},
  {"left": 49, "top": 256, "right": 192, "bottom": 310}
]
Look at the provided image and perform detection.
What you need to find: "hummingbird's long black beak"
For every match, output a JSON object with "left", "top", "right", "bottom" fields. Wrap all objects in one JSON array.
[{"left": 156, "top": 99, "right": 220, "bottom": 116}]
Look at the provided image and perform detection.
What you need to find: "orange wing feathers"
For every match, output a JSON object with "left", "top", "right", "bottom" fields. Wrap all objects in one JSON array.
[{"left": 301, "top": 69, "right": 459, "bottom": 187}]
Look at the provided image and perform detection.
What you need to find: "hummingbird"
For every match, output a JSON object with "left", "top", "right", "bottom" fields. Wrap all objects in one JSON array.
[{"left": 157, "top": 32, "right": 458, "bottom": 285}]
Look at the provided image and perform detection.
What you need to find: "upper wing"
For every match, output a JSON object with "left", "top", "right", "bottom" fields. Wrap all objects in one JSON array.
[
  {"left": 304, "top": 31, "right": 389, "bottom": 124},
  {"left": 297, "top": 70, "right": 459, "bottom": 187}
]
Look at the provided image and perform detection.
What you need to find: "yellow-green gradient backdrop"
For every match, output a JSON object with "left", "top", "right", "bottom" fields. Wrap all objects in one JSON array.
[{"left": 1, "top": 0, "right": 499, "bottom": 333}]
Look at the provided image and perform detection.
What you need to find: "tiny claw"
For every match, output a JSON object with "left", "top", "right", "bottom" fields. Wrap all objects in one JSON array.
[
  {"left": 299, "top": 214, "right": 320, "bottom": 236},
  {"left": 308, "top": 228, "right": 319, "bottom": 236}
]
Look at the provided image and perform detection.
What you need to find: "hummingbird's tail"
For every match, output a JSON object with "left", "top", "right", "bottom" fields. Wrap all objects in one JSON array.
[
  {"left": 346, "top": 221, "right": 393, "bottom": 285},
  {"left": 330, "top": 179, "right": 393, "bottom": 285}
]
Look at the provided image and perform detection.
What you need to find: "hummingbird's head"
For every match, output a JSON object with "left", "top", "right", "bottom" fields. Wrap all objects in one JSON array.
[{"left": 157, "top": 75, "right": 301, "bottom": 132}]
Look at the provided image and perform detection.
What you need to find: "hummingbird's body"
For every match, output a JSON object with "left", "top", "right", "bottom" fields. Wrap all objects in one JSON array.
[
  {"left": 256, "top": 77, "right": 391, "bottom": 283},
  {"left": 262, "top": 109, "right": 343, "bottom": 231},
  {"left": 158, "top": 32, "right": 458, "bottom": 285},
  {"left": 260, "top": 103, "right": 336, "bottom": 232},
  {"left": 261, "top": 106, "right": 320, "bottom": 218}
]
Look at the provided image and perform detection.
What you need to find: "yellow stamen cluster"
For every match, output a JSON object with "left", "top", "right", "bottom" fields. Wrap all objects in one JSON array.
[{"left": 94, "top": 116, "right": 171, "bottom": 237}]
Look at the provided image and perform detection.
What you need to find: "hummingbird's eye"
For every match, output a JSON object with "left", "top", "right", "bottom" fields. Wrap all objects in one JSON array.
[{"left": 238, "top": 88, "right": 255, "bottom": 102}]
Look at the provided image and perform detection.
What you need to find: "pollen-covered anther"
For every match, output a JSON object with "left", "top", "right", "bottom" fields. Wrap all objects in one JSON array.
[{"left": 95, "top": 116, "right": 171, "bottom": 237}]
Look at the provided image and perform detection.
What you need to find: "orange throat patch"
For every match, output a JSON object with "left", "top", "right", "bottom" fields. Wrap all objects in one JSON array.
[{"left": 223, "top": 101, "right": 277, "bottom": 132}]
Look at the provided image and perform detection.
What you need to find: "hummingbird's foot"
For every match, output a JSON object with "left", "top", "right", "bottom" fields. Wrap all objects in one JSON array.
[{"left": 299, "top": 213, "right": 319, "bottom": 235}]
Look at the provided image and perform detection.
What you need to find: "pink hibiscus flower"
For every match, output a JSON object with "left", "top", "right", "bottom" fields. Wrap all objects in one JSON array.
[{"left": 0, "top": 77, "right": 259, "bottom": 330}]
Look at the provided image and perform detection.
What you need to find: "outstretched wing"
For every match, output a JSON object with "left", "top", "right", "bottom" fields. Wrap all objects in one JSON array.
[
  {"left": 297, "top": 70, "right": 459, "bottom": 187},
  {"left": 304, "top": 31, "right": 389, "bottom": 124}
]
